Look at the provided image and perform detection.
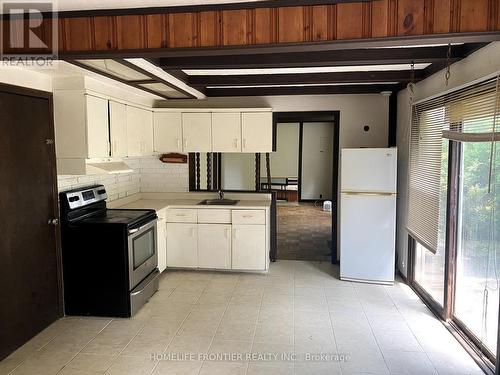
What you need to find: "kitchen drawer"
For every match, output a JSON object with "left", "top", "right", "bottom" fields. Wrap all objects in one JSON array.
[
  {"left": 198, "top": 209, "right": 231, "bottom": 224},
  {"left": 166, "top": 209, "right": 197, "bottom": 223},
  {"left": 232, "top": 210, "right": 265, "bottom": 225}
]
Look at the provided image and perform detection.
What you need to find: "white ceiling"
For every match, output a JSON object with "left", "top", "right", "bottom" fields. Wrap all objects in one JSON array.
[{"left": 51, "top": 0, "right": 262, "bottom": 12}]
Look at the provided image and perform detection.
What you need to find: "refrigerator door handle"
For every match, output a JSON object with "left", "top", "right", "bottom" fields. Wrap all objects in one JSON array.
[{"left": 342, "top": 192, "right": 395, "bottom": 196}]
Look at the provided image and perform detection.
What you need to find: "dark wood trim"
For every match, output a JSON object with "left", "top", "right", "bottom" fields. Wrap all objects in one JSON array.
[
  {"left": 451, "top": 317, "right": 496, "bottom": 366},
  {"left": 0, "top": 82, "right": 52, "bottom": 99},
  {"left": 443, "top": 139, "right": 460, "bottom": 320},
  {"left": 188, "top": 153, "right": 196, "bottom": 191},
  {"left": 57, "top": 35, "right": 500, "bottom": 60},
  {"left": 206, "top": 152, "right": 212, "bottom": 191},
  {"left": 217, "top": 153, "right": 222, "bottom": 190},
  {"left": 265, "top": 153, "right": 272, "bottom": 193},
  {"left": 298, "top": 122, "right": 304, "bottom": 202},
  {"left": 255, "top": 153, "right": 261, "bottom": 191},
  {"left": 189, "top": 70, "right": 426, "bottom": 86},
  {"left": 34, "top": 0, "right": 372, "bottom": 19},
  {"left": 195, "top": 152, "right": 200, "bottom": 190},
  {"left": 206, "top": 84, "right": 398, "bottom": 97},
  {"left": 158, "top": 44, "right": 471, "bottom": 69},
  {"left": 388, "top": 92, "right": 397, "bottom": 147},
  {"left": 270, "top": 191, "right": 277, "bottom": 263}
]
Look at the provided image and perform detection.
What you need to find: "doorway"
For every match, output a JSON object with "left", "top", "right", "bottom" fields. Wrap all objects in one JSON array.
[
  {"left": 272, "top": 112, "right": 340, "bottom": 263},
  {"left": 0, "top": 84, "right": 62, "bottom": 360}
]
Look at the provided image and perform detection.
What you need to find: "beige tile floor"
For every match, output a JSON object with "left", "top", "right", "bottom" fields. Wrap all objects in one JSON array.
[{"left": 0, "top": 261, "right": 486, "bottom": 375}]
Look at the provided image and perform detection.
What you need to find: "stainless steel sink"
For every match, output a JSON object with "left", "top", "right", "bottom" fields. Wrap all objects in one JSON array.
[{"left": 197, "top": 199, "right": 239, "bottom": 205}]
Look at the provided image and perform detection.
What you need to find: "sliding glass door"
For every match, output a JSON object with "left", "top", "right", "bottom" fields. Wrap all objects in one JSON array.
[
  {"left": 408, "top": 77, "right": 500, "bottom": 369},
  {"left": 413, "top": 139, "right": 449, "bottom": 307},
  {"left": 454, "top": 140, "right": 499, "bottom": 356}
]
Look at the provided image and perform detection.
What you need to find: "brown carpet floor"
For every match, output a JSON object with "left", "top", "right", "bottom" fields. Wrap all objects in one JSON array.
[{"left": 277, "top": 202, "right": 332, "bottom": 261}]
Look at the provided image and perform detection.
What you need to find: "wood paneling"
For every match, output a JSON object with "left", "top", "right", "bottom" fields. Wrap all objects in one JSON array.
[
  {"left": 459, "top": 0, "right": 489, "bottom": 32},
  {"left": 397, "top": 0, "right": 425, "bottom": 35},
  {"left": 278, "top": 6, "right": 305, "bottom": 43},
  {"left": 222, "top": 9, "right": 248, "bottom": 45},
  {"left": 432, "top": 0, "right": 452, "bottom": 33},
  {"left": 337, "top": 3, "right": 364, "bottom": 39},
  {"left": 168, "top": 12, "right": 197, "bottom": 48},
  {"left": 62, "top": 17, "right": 93, "bottom": 51},
  {"left": 145, "top": 14, "right": 165, "bottom": 48},
  {"left": 4, "top": 0, "right": 499, "bottom": 53},
  {"left": 311, "top": 5, "right": 329, "bottom": 41},
  {"left": 372, "top": 0, "right": 389, "bottom": 37},
  {"left": 199, "top": 11, "right": 220, "bottom": 46},
  {"left": 253, "top": 8, "right": 275, "bottom": 44},
  {"left": 116, "top": 15, "right": 145, "bottom": 49},
  {"left": 93, "top": 16, "right": 116, "bottom": 50}
]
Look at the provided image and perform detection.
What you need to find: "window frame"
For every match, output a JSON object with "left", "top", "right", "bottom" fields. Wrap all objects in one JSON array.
[{"left": 408, "top": 137, "right": 497, "bottom": 373}]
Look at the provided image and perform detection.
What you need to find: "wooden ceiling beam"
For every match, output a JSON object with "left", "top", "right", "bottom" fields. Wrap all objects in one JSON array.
[
  {"left": 158, "top": 44, "right": 473, "bottom": 70},
  {"left": 205, "top": 84, "right": 399, "bottom": 97}
]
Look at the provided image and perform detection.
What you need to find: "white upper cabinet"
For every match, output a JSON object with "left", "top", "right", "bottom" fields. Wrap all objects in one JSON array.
[
  {"left": 86, "top": 95, "right": 110, "bottom": 158},
  {"left": 211, "top": 112, "right": 242, "bottom": 152},
  {"left": 153, "top": 112, "right": 183, "bottom": 153},
  {"left": 109, "top": 101, "right": 128, "bottom": 157},
  {"left": 126, "top": 106, "right": 154, "bottom": 156},
  {"left": 241, "top": 112, "right": 273, "bottom": 152},
  {"left": 182, "top": 112, "right": 212, "bottom": 152}
]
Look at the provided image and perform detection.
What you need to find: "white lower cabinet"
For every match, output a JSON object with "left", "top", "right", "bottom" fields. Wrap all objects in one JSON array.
[
  {"left": 198, "top": 224, "right": 231, "bottom": 269},
  {"left": 166, "top": 223, "right": 198, "bottom": 267},
  {"left": 165, "top": 208, "right": 267, "bottom": 271},
  {"left": 232, "top": 224, "right": 266, "bottom": 271}
]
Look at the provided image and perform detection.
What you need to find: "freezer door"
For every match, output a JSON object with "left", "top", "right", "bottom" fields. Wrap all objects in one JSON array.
[
  {"left": 341, "top": 148, "right": 397, "bottom": 193},
  {"left": 340, "top": 193, "right": 396, "bottom": 284}
]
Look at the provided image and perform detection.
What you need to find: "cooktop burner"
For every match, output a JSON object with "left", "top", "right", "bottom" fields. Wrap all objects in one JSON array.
[{"left": 81, "top": 209, "right": 156, "bottom": 226}]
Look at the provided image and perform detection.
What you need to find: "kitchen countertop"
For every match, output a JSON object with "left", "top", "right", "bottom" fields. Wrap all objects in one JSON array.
[{"left": 109, "top": 193, "right": 271, "bottom": 212}]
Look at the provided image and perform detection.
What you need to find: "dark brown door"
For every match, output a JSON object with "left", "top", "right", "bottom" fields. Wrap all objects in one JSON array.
[{"left": 0, "top": 84, "right": 62, "bottom": 360}]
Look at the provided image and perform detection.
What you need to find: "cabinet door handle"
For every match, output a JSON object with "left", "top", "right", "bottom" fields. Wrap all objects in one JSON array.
[
  {"left": 176, "top": 138, "right": 181, "bottom": 149},
  {"left": 175, "top": 213, "right": 186, "bottom": 217},
  {"left": 225, "top": 228, "right": 230, "bottom": 238},
  {"left": 242, "top": 215, "right": 253, "bottom": 218},
  {"left": 184, "top": 139, "right": 188, "bottom": 149},
  {"left": 191, "top": 227, "right": 196, "bottom": 237},
  {"left": 233, "top": 228, "right": 237, "bottom": 239},
  {"left": 234, "top": 138, "right": 238, "bottom": 149},
  {"left": 243, "top": 139, "right": 247, "bottom": 149}
]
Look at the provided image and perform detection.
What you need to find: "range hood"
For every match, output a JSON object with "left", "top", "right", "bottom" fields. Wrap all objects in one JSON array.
[{"left": 57, "top": 158, "right": 133, "bottom": 175}]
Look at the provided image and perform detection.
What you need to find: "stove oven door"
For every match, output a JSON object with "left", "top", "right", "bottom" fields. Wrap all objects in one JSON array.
[{"left": 128, "top": 219, "right": 158, "bottom": 289}]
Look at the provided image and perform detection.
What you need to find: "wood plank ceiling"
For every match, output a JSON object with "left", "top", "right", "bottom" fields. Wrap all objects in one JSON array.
[{"left": 4, "top": 0, "right": 499, "bottom": 97}]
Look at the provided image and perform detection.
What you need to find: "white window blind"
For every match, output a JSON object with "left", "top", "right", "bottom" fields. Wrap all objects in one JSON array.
[
  {"left": 408, "top": 75, "right": 499, "bottom": 253},
  {"left": 408, "top": 100, "right": 448, "bottom": 253}
]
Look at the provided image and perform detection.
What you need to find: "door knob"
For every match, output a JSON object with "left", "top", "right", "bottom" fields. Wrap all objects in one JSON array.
[{"left": 48, "top": 218, "right": 59, "bottom": 226}]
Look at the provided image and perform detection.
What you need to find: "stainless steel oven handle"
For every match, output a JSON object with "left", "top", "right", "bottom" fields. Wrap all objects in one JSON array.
[{"left": 128, "top": 219, "right": 157, "bottom": 235}]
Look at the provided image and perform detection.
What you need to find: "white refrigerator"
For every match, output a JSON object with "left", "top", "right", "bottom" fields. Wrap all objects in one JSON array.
[{"left": 340, "top": 148, "right": 397, "bottom": 285}]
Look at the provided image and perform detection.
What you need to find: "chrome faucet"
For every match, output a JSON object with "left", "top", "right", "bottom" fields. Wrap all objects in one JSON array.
[{"left": 218, "top": 190, "right": 224, "bottom": 200}]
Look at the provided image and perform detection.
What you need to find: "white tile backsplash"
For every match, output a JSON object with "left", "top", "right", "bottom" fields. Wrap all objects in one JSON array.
[{"left": 57, "top": 155, "right": 189, "bottom": 201}]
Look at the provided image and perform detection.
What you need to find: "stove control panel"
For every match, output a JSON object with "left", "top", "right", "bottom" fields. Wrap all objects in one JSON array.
[{"left": 62, "top": 185, "right": 108, "bottom": 210}]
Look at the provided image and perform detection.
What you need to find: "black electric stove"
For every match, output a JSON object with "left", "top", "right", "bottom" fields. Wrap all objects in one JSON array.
[{"left": 59, "top": 185, "right": 159, "bottom": 318}]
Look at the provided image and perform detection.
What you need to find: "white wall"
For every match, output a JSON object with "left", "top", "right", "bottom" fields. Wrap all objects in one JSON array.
[
  {"left": 158, "top": 94, "right": 389, "bottom": 149},
  {"left": 261, "top": 122, "right": 300, "bottom": 178},
  {"left": 301, "top": 122, "right": 334, "bottom": 200},
  {"left": 396, "top": 42, "right": 500, "bottom": 278},
  {"left": 222, "top": 153, "right": 255, "bottom": 190}
]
